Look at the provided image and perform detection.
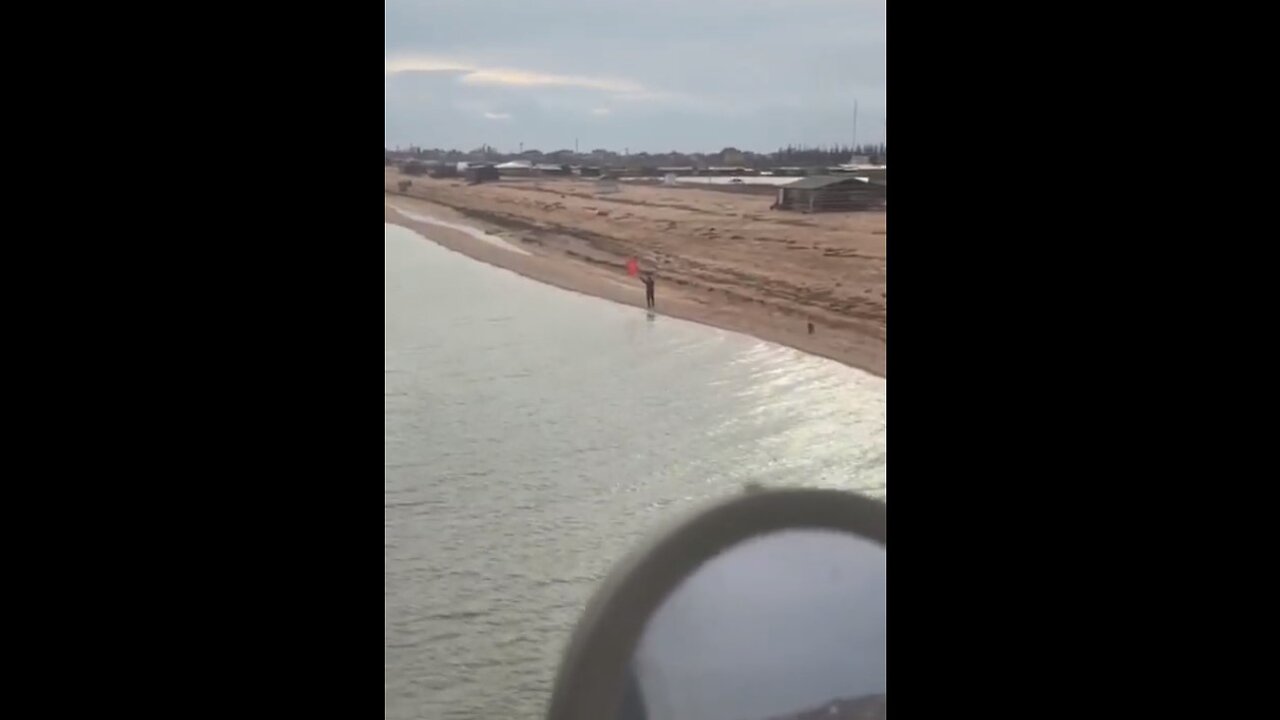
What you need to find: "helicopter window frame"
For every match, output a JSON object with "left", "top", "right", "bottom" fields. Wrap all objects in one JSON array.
[{"left": 546, "top": 487, "right": 887, "bottom": 720}]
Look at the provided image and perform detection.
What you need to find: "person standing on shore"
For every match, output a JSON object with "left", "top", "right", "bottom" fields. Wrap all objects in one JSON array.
[{"left": 640, "top": 272, "right": 656, "bottom": 309}]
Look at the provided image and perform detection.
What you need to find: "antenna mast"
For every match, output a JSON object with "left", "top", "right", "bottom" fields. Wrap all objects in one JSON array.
[{"left": 853, "top": 99, "right": 859, "bottom": 156}]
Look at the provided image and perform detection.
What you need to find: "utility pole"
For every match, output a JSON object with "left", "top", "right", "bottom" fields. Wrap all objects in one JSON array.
[{"left": 852, "top": 99, "right": 859, "bottom": 157}]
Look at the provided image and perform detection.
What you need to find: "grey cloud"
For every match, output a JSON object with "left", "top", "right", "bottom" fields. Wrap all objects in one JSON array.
[{"left": 385, "top": 0, "right": 885, "bottom": 152}]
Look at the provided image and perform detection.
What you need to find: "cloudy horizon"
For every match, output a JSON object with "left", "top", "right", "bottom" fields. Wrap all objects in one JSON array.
[{"left": 385, "top": 0, "right": 886, "bottom": 154}]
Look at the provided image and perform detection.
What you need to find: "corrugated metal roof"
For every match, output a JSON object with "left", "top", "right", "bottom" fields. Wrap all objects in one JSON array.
[{"left": 785, "top": 176, "right": 871, "bottom": 190}]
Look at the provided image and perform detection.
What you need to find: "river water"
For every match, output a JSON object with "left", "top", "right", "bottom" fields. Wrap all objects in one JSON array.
[{"left": 384, "top": 223, "right": 886, "bottom": 719}]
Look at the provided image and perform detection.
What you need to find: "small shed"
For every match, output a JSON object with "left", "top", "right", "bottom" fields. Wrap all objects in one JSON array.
[
  {"left": 775, "top": 176, "right": 886, "bottom": 213},
  {"left": 464, "top": 164, "right": 500, "bottom": 185}
]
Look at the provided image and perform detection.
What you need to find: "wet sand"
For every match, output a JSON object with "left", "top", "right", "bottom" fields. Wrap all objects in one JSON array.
[{"left": 384, "top": 170, "right": 886, "bottom": 377}]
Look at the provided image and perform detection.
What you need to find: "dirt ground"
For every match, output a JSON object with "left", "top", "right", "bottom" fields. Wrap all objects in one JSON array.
[{"left": 384, "top": 169, "right": 886, "bottom": 377}]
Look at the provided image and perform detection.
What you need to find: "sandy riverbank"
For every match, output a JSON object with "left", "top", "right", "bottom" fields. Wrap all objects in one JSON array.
[{"left": 384, "top": 170, "right": 886, "bottom": 377}]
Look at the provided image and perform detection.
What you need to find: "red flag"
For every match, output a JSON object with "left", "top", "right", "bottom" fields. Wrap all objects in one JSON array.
[{"left": 626, "top": 258, "right": 639, "bottom": 277}]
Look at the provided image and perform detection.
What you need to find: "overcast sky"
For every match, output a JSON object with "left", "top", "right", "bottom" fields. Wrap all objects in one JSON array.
[{"left": 385, "top": 0, "right": 886, "bottom": 154}]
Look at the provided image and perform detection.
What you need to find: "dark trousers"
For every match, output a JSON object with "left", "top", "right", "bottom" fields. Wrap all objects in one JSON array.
[{"left": 645, "top": 289, "right": 654, "bottom": 308}]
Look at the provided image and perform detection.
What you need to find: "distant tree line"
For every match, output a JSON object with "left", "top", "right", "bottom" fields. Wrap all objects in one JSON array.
[
  {"left": 770, "top": 143, "right": 887, "bottom": 167},
  {"left": 385, "top": 143, "right": 886, "bottom": 169}
]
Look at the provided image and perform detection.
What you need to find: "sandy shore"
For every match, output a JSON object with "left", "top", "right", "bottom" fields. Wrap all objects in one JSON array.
[{"left": 384, "top": 170, "right": 886, "bottom": 377}]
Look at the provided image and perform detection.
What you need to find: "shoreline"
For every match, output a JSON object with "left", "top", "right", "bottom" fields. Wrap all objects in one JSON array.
[{"left": 384, "top": 182, "right": 885, "bottom": 378}]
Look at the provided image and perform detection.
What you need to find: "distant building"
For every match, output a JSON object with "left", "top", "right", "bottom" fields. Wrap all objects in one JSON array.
[
  {"left": 774, "top": 176, "right": 886, "bottom": 213},
  {"left": 534, "top": 164, "right": 572, "bottom": 176},
  {"left": 465, "top": 164, "right": 500, "bottom": 184},
  {"left": 496, "top": 160, "right": 537, "bottom": 177},
  {"left": 858, "top": 168, "right": 886, "bottom": 184}
]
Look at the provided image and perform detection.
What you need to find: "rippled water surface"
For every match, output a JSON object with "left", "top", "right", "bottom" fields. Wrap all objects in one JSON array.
[{"left": 384, "top": 223, "right": 886, "bottom": 719}]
